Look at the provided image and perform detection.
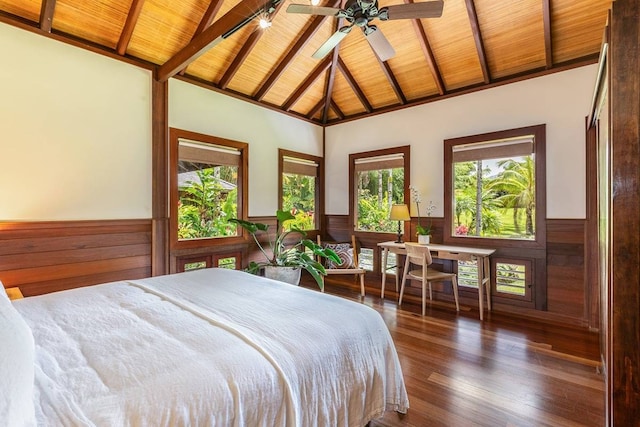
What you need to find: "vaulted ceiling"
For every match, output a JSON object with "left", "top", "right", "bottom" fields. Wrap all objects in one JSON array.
[{"left": 0, "top": 0, "right": 611, "bottom": 125}]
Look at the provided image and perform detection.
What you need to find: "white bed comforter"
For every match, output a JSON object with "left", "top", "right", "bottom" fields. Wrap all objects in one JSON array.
[{"left": 14, "top": 268, "right": 408, "bottom": 426}]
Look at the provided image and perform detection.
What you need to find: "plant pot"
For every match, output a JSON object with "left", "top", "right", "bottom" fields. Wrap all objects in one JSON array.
[
  {"left": 263, "top": 266, "right": 302, "bottom": 286},
  {"left": 417, "top": 234, "right": 431, "bottom": 245}
]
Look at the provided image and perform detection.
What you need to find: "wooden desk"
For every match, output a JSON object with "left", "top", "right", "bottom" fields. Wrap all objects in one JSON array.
[{"left": 378, "top": 241, "right": 495, "bottom": 320}]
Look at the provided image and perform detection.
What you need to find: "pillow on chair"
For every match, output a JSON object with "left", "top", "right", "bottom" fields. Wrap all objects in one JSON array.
[{"left": 322, "top": 242, "right": 355, "bottom": 269}]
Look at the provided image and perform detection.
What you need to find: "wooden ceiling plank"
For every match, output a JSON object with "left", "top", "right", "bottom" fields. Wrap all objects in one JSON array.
[
  {"left": 464, "top": 0, "right": 491, "bottom": 84},
  {"left": 158, "top": 0, "right": 276, "bottom": 82},
  {"left": 253, "top": 0, "right": 341, "bottom": 101},
  {"left": 218, "top": 0, "right": 285, "bottom": 89},
  {"left": 195, "top": 0, "right": 226, "bottom": 36},
  {"left": 543, "top": 0, "right": 553, "bottom": 69},
  {"left": 330, "top": 99, "right": 344, "bottom": 120},
  {"left": 404, "top": 0, "right": 445, "bottom": 95},
  {"left": 39, "top": 0, "right": 56, "bottom": 33},
  {"left": 117, "top": 0, "right": 146, "bottom": 56},
  {"left": 178, "top": 0, "right": 226, "bottom": 75},
  {"left": 336, "top": 57, "right": 372, "bottom": 112},
  {"left": 283, "top": 57, "right": 332, "bottom": 111}
]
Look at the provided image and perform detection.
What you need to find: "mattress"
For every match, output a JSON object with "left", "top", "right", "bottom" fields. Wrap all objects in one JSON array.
[{"left": 13, "top": 268, "right": 409, "bottom": 426}]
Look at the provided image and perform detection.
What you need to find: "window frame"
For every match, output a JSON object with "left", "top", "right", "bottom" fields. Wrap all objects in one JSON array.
[
  {"left": 278, "top": 149, "right": 324, "bottom": 232},
  {"left": 349, "top": 145, "right": 410, "bottom": 237},
  {"left": 169, "top": 127, "right": 248, "bottom": 250},
  {"left": 443, "top": 125, "right": 546, "bottom": 250}
]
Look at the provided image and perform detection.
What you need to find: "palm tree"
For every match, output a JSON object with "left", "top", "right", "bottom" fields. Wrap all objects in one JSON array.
[{"left": 488, "top": 157, "right": 535, "bottom": 236}]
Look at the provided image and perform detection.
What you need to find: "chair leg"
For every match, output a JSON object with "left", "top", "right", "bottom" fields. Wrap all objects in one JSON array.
[
  {"left": 359, "top": 273, "right": 365, "bottom": 297},
  {"left": 399, "top": 259, "right": 410, "bottom": 306},
  {"left": 452, "top": 275, "right": 460, "bottom": 311},
  {"left": 422, "top": 280, "right": 427, "bottom": 316},
  {"left": 428, "top": 282, "right": 433, "bottom": 301}
]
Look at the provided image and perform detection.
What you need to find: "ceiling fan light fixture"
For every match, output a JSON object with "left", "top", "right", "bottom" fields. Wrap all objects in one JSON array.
[
  {"left": 259, "top": 17, "right": 272, "bottom": 28},
  {"left": 310, "top": 0, "right": 320, "bottom": 5}
]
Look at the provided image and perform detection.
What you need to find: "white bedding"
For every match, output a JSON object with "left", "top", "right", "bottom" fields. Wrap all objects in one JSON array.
[{"left": 13, "top": 268, "right": 408, "bottom": 426}]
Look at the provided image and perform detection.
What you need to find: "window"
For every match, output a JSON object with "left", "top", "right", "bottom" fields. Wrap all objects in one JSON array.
[
  {"left": 444, "top": 125, "right": 546, "bottom": 246},
  {"left": 349, "top": 146, "right": 410, "bottom": 233},
  {"left": 176, "top": 252, "right": 241, "bottom": 272},
  {"left": 170, "top": 128, "right": 247, "bottom": 248},
  {"left": 278, "top": 149, "right": 322, "bottom": 231},
  {"left": 444, "top": 125, "right": 545, "bottom": 307}
]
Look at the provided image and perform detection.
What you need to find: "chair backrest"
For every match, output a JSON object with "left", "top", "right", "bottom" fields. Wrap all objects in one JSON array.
[
  {"left": 404, "top": 243, "right": 434, "bottom": 267},
  {"left": 316, "top": 235, "right": 360, "bottom": 268}
]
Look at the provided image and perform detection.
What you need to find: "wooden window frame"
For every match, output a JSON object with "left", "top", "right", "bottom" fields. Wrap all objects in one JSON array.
[
  {"left": 278, "top": 149, "right": 324, "bottom": 232},
  {"left": 169, "top": 128, "right": 248, "bottom": 250},
  {"left": 176, "top": 251, "right": 242, "bottom": 273},
  {"left": 349, "top": 146, "right": 411, "bottom": 239},
  {"left": 443, "top": 124, "right": 547, "bottom": 250}
]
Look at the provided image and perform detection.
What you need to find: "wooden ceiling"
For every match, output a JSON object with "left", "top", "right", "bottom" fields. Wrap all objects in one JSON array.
[{"left": 0, "top": 0, "right": 611, "bottom": 125}]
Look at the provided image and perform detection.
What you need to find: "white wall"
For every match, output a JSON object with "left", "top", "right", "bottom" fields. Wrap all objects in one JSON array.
[
  {"left": 0, "top": 19, "right": 595, "bottom": 221},
  {"left": 0, "top": 22, "right": 152, "bottom": 220},
  {"left": 325, "top": 64, "right": 598, "bottom": 219},
  {"left": 169, "top": 79, "right": 323, "bottom": 217}
]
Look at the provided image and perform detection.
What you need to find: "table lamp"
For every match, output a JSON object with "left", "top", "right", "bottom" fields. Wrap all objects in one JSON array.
[{"left": 389, "top": 204, "right": 410, "bottom": 243}]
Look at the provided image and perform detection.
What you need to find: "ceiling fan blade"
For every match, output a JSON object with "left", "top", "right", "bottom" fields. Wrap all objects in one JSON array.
[
  {"left": 312, "top": 27, "right": 351, "bottom": 59},
  {"left": 364, "top": 26, "right": 395, "bottom": 62},
  {"left": 383, "top": 1, "right": 444, "bottom": 20},
  {"left": 286, "top": 4, "right": 342, "bottom": 16}
]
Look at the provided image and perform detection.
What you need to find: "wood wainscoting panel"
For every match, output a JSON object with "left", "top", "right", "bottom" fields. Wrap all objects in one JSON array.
[
  {"left": 0, "top": 220, "right": 152, "bottom": 296},
  {"left": 546, "top": 219, "right": 586, "bottom": 321}
]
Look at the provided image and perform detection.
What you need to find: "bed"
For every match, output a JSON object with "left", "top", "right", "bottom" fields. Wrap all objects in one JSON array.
[{"left": 1, "top": 268, "right": 409, "bottom": 426}]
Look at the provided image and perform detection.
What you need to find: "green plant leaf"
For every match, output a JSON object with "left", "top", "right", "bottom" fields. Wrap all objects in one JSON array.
[
  {"left": 228, "top": 218, "right": 268, "bottom": 234},
  {"left": 276, "top": 209, "right": 296, "bottom": 223}
]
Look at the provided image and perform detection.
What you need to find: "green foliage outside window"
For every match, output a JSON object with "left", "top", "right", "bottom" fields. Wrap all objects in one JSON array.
[
  {"left": 356, "top": 168, "right": 404, "bottom": 232},
  {"left": 281, "top": 173, "right": 316, "bottom": 231},
  {"left": 453, "top": 156, "right": 535, "bottom": 239},
  {"left": 178, "top": 167, "right": 238, "bottom": 240}
]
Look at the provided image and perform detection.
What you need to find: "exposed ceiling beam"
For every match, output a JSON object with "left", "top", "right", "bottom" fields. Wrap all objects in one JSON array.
[
  {"left": 218, "top": 0, "right": 284, "bottom": 89},
  {"left": 308, "top": 97, "right": 326, "bottom": 119},
  {"left": 464, "top": 0, "right": 490, "bottom": 84},
  {"left": 283, "top": 57, "right": 332, "bottom": 111},
  {"left": 321, "top": 1, "right": 344, "bottom": 123},
  {"left": 117, "top": 0, "right": 145, "bottom": 55},
  {"left": 253, "top": 0, "right": 341, "bottom": 101},
  {"left": 330, "top": 99, "right": 344, "bottom": 120},
  {"left": 321, "top": 50, "right": 340, "bottom": 123},
  {"left": 336, "top": 58, "right": 372, "bottom": 113},
  {"left": 542, "top": 0, "right": 553, "bottom": 69},
  {"left": 178, "top": 0, "right": 226, "bottom": 75},
  {"left": 39, "top": 0, "right": 56, "bottom": 33},
  {"left": 194, "top": 0, "right": 225, "bottom": 36},
  {"left": 157, "top": 0, "right": 276, "bottom": 82},
  {"left": 377, "top": 59, "right": 407, "bottom": 104},
  {"left": 405, "top": 0, "right": 445, "bottom": 95}
]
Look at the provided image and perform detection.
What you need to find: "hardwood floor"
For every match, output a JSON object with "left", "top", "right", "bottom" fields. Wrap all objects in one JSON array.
[{"left": 303, "top": 278, "right": 605, "bottom": 426}]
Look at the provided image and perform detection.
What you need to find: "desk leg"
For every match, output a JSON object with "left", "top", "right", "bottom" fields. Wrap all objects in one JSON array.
[
  {"left": 484, "top": 256, "right": 492, "bottom": 311},
  {"left": 381, "top": 247, "right": 389, "bottom": 299},
  {"left": 477, "top": 257, "right": 484, "bottom": 321}
]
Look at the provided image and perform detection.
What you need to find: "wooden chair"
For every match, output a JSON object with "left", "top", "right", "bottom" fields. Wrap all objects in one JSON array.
[
  {"left": 317, "top": 235, "right": 366, "bottom": 296},
  {"left": 399, "top": 243, "right": 460, "bottom": 316}
]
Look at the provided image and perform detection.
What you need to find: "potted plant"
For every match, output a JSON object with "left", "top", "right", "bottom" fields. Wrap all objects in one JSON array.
[
  {"left": 410, "top": 185, "right": 436, "bottom": 244},
  {"left": 229, "top": 210, "right": 340, "bottom": 290}
]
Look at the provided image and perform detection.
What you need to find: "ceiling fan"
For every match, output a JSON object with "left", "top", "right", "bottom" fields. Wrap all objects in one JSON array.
[{"left": 286, "top": 0, "right": 444, "bottom": 61}]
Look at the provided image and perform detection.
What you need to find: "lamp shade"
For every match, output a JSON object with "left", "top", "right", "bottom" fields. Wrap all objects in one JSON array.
[{"left": 389, "top": 204, "right": 411, "bottom": 221}]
